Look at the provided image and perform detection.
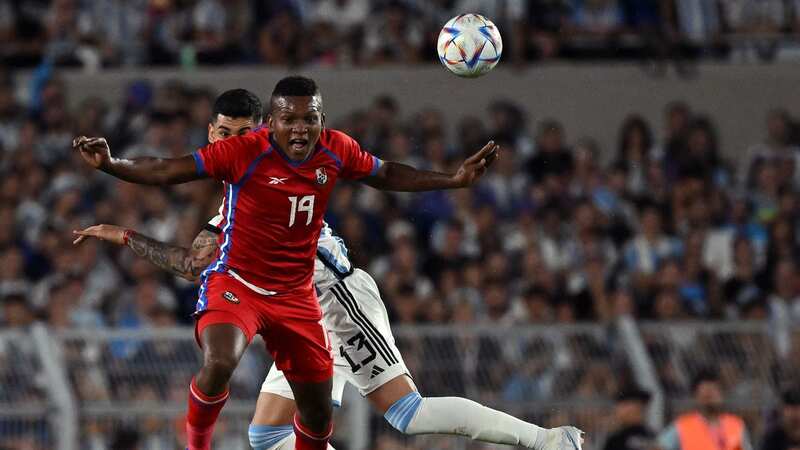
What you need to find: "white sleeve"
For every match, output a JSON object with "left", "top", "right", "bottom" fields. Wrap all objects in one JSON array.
[
  {"left": 207, "top": 199, "right": 225, "bottom": 229},
  {"left": 208, "top": 214, "right": 224, "bottom": 229}
]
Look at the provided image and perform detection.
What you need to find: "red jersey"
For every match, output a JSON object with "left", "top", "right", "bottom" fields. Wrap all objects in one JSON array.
[{"left": 192, "top": 127, "right": 381, "bottom": 302}]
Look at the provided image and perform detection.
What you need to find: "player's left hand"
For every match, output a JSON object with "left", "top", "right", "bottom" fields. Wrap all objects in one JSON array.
[
  {"left": 452, "top": 141, "right": 499, "bottom": 188},
  {"left": 72, "top": 224, "right": 127, "bottom": 246}
]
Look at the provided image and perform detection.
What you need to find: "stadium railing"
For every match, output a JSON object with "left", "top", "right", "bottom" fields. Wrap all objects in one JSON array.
[
  {"left": 639, "top": 320, "right": 796, "bottom": 439},
  {"left": 0, "top": 319, "right": 795, "bottom": 450}
]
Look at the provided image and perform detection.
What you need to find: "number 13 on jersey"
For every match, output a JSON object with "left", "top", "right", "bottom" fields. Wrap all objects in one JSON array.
[{"left": 288, "top": 195, "right": 315, "bottom": 226}]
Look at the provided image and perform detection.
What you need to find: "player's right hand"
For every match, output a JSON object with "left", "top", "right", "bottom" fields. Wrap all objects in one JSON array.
[
  {"left": 72, "top": 224, "right": 126, "bottom": 246},
  {"left": 73, "top": 136, "right": 112, "bottom": 169}
]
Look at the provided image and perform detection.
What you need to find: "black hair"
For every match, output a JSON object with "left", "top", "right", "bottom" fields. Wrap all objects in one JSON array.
[
  {"left": 782, "top": 386, "right": 800, "bottom": 406},
  {"left": 523, "top": 285, "right": 550, "bottom": 302},
  {"left": 666, "top": 101, "right": 690, "bottom": 115},
  {"left": 537, "top": 118, "right": 563, "bottom": 136},
  {"left": 211, "top": 89, "right": 263, "bottom": 124},
  {"left": 374, "top": 94, "right": 398, "bottom": 112},
  {"left": 691, "top": 368, "right": 721, "bottom": 393},
  {"left": 617, "top": 115, "right": 653, "bottom": 163},
  {"left": 2, "top": 293, "right": 27, "bottom": 305},
  {"left": 271, "top": 76, "right": 320, "bottom": 99}
]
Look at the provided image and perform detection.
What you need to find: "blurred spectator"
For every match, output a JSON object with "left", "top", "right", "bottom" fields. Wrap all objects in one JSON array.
[
  {"left": 563, "top": 0, "right": 625, "bottom": 58},
  {"left": 256, "top": 10, "right": 310, "bottom": 66},
  {"left": 513, "top": 285, "right": 554, "bottom": 323},
  {"left": 616, "top": 115, "right": 656, "bottom": 197},
  {"left": 601, "top": 387, "right": 656, "bottom": 450},
  {"left": 527, "top": 119, "right": 573, "bottom": 187},
  {"left": 760, "top": 387, "right": 800, "bottom": 450},
  {"left": 658, "top": 370, "right": 753, "bottom": 450},
  {"left": 722, "top": 237, "right": 763, "bottom": 318},
  {"left": 1, "top": 293, "right": 35, "bottom": 328},
  {"left": 526, "top": 0, "right": 571, "bottom": 59},
  {"left": 364, "top": 2, "right": 424, "bottom": 64},
  {"left": 673, "top": 0, "right": 722, "bottom": 47},
  {"left": 767, "top": 258, "right": 800, "bottom": 324},
  {"left": 81, "top": 0, "right": 148, "bottom": 67},
  {"left": 487, "top": 100, "right": 533, "bottom": 157},
  {"left": 623, "top": 204, "right": 682, "bottom": 297},
  {"left": 722, "top": 0, "right": 786, "bottom": 61},
  {"left": 743, "top": 110, "right": 800, "bottom": 189}
]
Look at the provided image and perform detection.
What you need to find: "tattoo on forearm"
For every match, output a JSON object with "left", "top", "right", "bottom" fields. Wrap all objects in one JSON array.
[{"left": 126, "top": 230, "right": 218, "bottom": 280}]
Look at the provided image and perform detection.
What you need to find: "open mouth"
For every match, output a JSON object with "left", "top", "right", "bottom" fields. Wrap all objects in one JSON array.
[{"left": 289, "top": 138, "right": 308, "bottom": 151}]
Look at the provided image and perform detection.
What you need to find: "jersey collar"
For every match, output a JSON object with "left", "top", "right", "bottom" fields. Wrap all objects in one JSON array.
[{"left": 269, "top": 134, "right": 322, "bottom": 167}]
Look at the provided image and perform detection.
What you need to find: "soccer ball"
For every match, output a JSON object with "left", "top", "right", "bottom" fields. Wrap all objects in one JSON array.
[{"left": 437, "top": 14, "right": 502, "bottom": 78}]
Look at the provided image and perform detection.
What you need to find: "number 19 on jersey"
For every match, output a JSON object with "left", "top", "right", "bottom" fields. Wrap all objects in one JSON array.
[{"left": 288, "top": 195, "right": 315, "bottom": 227}]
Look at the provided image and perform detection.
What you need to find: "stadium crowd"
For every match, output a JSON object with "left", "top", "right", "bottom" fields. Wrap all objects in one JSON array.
[
  {"left": 2, "top": 0, "right": 800, "bottom": 70},
  {"left": 1, "top": 68, "right": 800, "bottom": 449},
  {"left": 2, "top": 73, "right": 800, "bottom": 332}
]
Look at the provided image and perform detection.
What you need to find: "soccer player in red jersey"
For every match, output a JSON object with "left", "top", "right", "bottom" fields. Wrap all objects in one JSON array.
[{"left": 73, "top": 76, "right": 498, "bottom": 450}]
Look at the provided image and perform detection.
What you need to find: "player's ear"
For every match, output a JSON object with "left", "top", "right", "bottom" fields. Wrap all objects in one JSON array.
[
  {"left": 207, "top": 123, "right": 214, "bottom": 142},
  {"left": 321, "top": 113, "right": 326, "bottom": 129},
  {"left": 267, "top": 113, "right": 274, "bottom": 129}
]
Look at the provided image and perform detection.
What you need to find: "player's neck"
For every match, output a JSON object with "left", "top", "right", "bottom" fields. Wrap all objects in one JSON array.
[{"left": 286, "top": 148, "right": 313, "bottom": 162}]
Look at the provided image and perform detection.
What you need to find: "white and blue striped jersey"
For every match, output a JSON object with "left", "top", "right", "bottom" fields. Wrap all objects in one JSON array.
[
  {"left": 208, "top": 212, "right": 352, "bottom": 295},
  {"left": 314, "top": 221, "right": 354, "bottom": 293}
]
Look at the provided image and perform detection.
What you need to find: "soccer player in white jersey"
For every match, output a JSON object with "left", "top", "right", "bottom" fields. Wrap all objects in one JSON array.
[{"left": 74, "top": 88, "right": 583, "bottom": 450}]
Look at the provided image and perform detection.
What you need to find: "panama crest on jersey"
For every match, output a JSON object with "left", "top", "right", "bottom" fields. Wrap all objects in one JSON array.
[
  {"left": 222, "top": 291, "right": 239, "bottom": 304},
  {"left": 316, "top": 167, "right": 328, "bottom": 185}
]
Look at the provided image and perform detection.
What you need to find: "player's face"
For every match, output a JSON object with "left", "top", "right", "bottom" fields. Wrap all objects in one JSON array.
[
  {"left": 208, "top": 114, "right": 259, "bottom": 143},
  {"left": 268, "top": 95, "right": 324, "bottom": 161}
]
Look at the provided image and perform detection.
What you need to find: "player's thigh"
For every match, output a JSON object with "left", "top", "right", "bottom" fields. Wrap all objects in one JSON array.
[
  {"left": 261, "top": 300, "right": 333, "bottom": 384},
  {"left": 325, "top": 270, "right": 412, "bottom": 399},
  {"left": 194, "top": 272, "right": 259, "bottom": 353},
  {"left": 199, "top": 322, "right": 250, "bottom": 365},
  {"left": 258, "top": 362, "right": 347, "bottom": 408},
  {"left": 252, "top": 392, "right": 297, "bottom": 426}
]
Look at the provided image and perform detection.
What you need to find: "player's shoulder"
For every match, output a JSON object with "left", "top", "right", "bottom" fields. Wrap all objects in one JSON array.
[
  {"left": 251, "top": 126, "right": 271, "bottom": 143},
  {"left": 211, "top": 125, "right": 270, "bottom": 150}
]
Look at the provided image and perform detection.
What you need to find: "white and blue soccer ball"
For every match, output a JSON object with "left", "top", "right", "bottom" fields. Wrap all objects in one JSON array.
[{"left": 437, "top": 13, "right": 503, "bottom": 78}]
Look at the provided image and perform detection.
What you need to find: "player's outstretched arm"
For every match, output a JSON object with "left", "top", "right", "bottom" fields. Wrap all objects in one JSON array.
[
  {"left": 73, "top": 136, "right": 203, "bottom": 185},
  {"left": 364, "top": 141, "right": 499, "bottom": 192},
  {"left": 72, "top": 224, "right": 218, "bottom": 281}
]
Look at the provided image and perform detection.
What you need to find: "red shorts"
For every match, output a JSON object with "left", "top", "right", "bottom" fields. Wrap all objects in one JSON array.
[{"left": 194, "top": 272, "right": 333, "bottom": 383}]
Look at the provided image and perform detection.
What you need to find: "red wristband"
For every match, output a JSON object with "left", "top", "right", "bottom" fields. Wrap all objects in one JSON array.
[{"left": 122, "top": 229, "right": 134, "bottom": 245}]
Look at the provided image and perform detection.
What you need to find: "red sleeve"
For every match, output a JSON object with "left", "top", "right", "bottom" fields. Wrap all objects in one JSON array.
[
  {"left": 333, "top": 131, "right": 383, "bottom": 180},
  {"left": 192, "top": 131, "right": 267, "bottom": 183}
]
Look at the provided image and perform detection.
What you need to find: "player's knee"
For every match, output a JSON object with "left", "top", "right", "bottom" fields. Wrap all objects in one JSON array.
[
  {"left": 201, "top": 354, "right": 238, "bottom": 384},
  {"left": 296, "top": 401, "right": 332, "bottom": 433},
  {"left": 249, "top": 424, "right": 294, "bottom": 450},
  {"left": 384, "top": 392, "right": 423, "bottom": 434}
]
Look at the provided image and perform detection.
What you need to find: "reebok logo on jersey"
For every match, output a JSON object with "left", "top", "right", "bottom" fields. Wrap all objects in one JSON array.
[
  {"left": 269, "top": 177, "right": 288, "bottom": 185},
  {"left": 316, "top": 167, "right": 328, "bottom": 185},
  {"left": 222, "top": 291, "right": 240, "bottom": 304}
]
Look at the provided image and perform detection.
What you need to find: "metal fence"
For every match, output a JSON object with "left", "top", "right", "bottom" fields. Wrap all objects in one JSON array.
[
  {"left": 0, "top": 328, "right": 53, "bottom": 450},
  {"left": 379, "top": 324, "right": 626, "bottom": 450},
  {"left": 640, "top": 321, "right": 799, "bottom": 441},
  {"left": 0, "top": 320, "right": 796, "bottom": 450}
]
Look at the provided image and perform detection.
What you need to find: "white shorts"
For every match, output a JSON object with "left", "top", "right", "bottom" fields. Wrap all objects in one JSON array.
[{"left": 260, "top": 269, "right": 410, "bottom": 404}]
